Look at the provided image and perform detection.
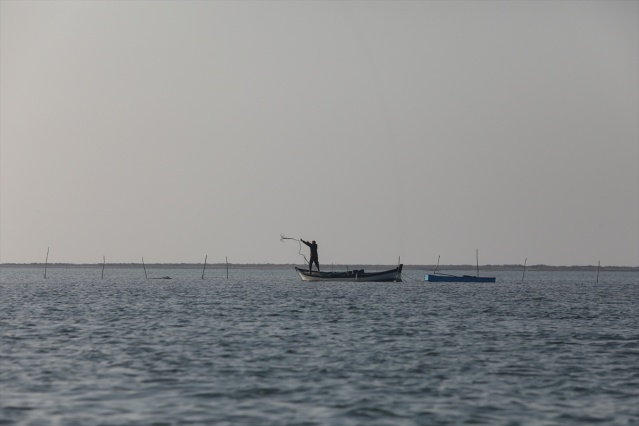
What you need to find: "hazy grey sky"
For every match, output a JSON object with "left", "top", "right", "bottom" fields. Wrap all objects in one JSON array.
[{"left": 1, "top": 1, "right": 637, "bottom": 266}]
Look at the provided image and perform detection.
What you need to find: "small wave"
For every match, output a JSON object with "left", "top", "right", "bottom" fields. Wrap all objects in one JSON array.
[
  {"left": 343, "top": 406, "right": 406, "bottom": 419},
  {"left": 191, "top": 391, "right": 225, "bottom": 399}
]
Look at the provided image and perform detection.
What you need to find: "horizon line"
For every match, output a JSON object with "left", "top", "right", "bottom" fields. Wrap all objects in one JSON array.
[{"left": 1, "top": 262, "right": 637, "bottom": 270}]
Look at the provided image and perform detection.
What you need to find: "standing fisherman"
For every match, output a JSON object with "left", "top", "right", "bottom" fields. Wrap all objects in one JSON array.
[{"left": 301, "top": 239, "right": 320, "bottom": 273}]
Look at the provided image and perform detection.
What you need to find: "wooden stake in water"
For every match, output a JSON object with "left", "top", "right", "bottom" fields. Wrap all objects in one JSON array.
[
  {"left": 476, "top": 249, "right": 479, "bottom": 277},
  {"left": 522, "top": 258, "right": 527, "bottom": 282},
  {"left": 226, "top": 256, "right": 229, "bottom": 280},
  {"left": 142, "top": 257, "right": 148, "bottom": 279},
  {"left": 596, "top": 260, "right": 601, "bottom": 283},
  {"left": 44, "top": 247, "right": 49, "bottom": 279},
  {"left": 202, "top": 255, "right": 207, "bottom": 280},
  {"left": 102, "top": 256, "right": 106, "bottom": 279}
]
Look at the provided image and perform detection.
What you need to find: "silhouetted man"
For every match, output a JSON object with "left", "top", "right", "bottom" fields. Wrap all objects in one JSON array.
[{"left": 301, "top": 239, "right": 320, "bottom": 272}]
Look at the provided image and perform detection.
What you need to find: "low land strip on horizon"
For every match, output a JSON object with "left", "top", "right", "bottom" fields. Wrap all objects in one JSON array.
[{"left": 1, "top": 263, "right": 637, "bottom": 272}]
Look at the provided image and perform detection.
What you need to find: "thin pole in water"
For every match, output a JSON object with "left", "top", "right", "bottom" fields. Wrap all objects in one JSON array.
[
  {"left": 44, "top": 247, "right": 49, "bottom": 279},
  {"left": 226, "top": 256, "right": 229, "bottom": 280},
  {"left": 102, "top": 256, "right": 106, "bottom": 279},
  {"left": 596, "top": 260, "right": 601, "bottom": 283},
  {"left": 202, "top": 255, "right": 207, "bottom": 280},
  {"left": 476, "top": 249, "right": 479, "bottom": 277},
  {"left": 142, "top": 257, "right": 148, "bottom": 279},
  {"left": 522, "top": 258, "right": 527, "bottom": 282}
]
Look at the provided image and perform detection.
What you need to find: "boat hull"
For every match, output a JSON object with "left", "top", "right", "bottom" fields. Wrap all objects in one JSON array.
[
  {"left": 425, "top": 274, "right": 496, "bottom": 283},
  {"left": 296, "top": 265, "right": 403, "bottom": 282}
]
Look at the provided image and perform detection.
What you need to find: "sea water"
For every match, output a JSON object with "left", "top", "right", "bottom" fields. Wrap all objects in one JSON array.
[{"left": 1, "top": 267, "right": 638, "bottom": 425}]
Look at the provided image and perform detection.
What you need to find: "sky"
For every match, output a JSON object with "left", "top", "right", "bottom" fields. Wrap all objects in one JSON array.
[{"left": 1, "top": 0, "right": 637, "bottom": 266}]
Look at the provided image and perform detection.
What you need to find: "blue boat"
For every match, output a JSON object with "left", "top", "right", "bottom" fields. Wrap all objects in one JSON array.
[
  {"left": 425, "top": 274, "right": 496, "bottom": 283},
  {"left": 426, "top": 250, "right": 496, "bottom": 282}
]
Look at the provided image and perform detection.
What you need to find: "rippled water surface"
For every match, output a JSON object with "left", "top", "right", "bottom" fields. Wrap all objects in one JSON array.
[{"left": 1, "top": 267, "right": 638, "bottom": 425}]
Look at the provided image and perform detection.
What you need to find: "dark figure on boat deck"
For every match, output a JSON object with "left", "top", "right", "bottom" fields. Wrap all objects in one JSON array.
[{"left": 301, "top": 239, "right": 320, "bottom": 272}]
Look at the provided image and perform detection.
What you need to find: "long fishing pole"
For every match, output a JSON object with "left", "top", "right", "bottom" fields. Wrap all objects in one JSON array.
[{"left": 280, "top": 234, "right": 309, "bottom": 263}]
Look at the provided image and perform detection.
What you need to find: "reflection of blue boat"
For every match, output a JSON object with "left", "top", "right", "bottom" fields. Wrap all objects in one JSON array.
[{"left": 425, "top": 274, "right": 496, "bottom": 283}]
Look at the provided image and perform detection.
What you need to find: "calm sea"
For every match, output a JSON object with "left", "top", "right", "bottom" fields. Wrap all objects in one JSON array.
[{"left": 1, "top": 266, "right": 638, "bottom": 425}]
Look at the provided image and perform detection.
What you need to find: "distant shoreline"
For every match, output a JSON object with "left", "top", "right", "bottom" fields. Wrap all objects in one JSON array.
[{"left": 1, "top": 263, "right": 637, "bottom": 272}]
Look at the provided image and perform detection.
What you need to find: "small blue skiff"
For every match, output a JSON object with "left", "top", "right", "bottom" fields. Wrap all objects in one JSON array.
[{"left": 425, "top": 274, "right": 496, "bottom": 283}]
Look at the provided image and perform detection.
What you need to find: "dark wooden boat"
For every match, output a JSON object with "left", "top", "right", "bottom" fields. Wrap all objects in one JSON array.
[{"left": 295, "top": 265, "right": 403, "bottom": 282}]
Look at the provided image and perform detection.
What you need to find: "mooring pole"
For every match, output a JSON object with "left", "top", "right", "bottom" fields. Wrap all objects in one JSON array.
[
  {"left": 102, "top": 256, "right": 106, "bottom": 279},
  {"left": 202, "top": 255, "right": 207, "bottom": 280},
  {"left": 226, "top": 256, "right": 229, "bottom": 280},
  {"left": 44, "top": 247, "right": 49, "bottom": 279},
  {"left": 476, "top": 249, "right": 479, "bottom": 277},
  {"left": 142, "top": 257, "right": 148, "bottom": 279},
  {"left": 522, "top": 258, "right": 527, "bottom": 282},
  {"left": 596, "top": 260, "right": 600, "bottom": 283}
]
